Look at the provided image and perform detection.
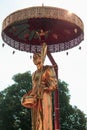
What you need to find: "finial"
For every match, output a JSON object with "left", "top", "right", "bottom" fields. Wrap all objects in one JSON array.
[{"left": 42, "top": 3, "right": 44, "bottom": 6}]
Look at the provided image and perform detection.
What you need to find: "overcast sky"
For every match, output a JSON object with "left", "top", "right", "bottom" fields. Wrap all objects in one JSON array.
[{"left": 0, "top": 0, "right": 87, "bottom": 115}]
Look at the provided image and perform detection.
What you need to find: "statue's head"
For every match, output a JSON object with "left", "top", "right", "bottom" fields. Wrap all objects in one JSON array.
[{"left": 33, "top": 52, "right": 42, "bottom": 65}]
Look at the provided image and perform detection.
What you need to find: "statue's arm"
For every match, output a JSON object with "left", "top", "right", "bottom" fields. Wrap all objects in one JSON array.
[{"left": 44, "top": 66, "right": 58, "bottom": 92}]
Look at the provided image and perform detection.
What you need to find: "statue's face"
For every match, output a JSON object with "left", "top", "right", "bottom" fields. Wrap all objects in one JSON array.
[{"left": 33, "top": 53, "right": 42, "bottom": 65}]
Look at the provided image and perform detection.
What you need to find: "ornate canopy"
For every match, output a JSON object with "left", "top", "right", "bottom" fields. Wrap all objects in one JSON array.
[{"left": 1, "top": 6, "right": 84, "bottom": 53}]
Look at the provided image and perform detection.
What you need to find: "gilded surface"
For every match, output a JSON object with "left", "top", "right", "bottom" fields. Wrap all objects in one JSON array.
[
  {"left": 31, "top": 65, "right": 57, "bottom": 130},
  {"left": 21, "top": 45, "right": 58, "bottom": 130},
  {"left": 2, "top": 6, "right": 84, "bottom": 30}
]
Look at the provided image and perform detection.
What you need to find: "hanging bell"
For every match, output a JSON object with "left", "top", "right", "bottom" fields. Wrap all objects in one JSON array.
[
  {"left": 30, "top": 55, "right": 32, "bottom": 59},
  {"left": 12, "top": 51, "right": 15, "bottom": 54},
  {"left": 79, "top": 46, "right": 81, "bottom": 50},
  {"left": 66, "top": 52, "right": 68, "bottom": 55},
  {"left": 2, "top": 43, "right": 5, "bottom": 47}
]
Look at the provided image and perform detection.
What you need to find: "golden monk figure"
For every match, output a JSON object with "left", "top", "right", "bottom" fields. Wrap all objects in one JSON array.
[{"left": 21, "top": 43, "right": 58, "bottom": 130}]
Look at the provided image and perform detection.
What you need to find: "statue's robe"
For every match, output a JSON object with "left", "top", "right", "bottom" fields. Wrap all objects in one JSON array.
[{"left": 31, "top": 65, "right": 57, "bottom": 130}]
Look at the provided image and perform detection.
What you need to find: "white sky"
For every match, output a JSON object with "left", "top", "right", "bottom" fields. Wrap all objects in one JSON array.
[{"left": 0, "top": 0, "right": 87, "bottom": 115}]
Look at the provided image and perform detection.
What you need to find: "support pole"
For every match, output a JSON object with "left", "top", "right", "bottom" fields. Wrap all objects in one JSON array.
[{"left": 47, "top": 51, "right": 60, "bottom": 130}]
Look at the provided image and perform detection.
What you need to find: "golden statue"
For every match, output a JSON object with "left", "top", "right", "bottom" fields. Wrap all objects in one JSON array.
[
  {"left": 21, "top": 43, "right": 58, "bottom": 130},
  {"left": 36, "top": 29, "right": 49, "bottom": 41}
]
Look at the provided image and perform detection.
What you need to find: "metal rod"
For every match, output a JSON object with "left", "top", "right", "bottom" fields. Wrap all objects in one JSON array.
[{"left": 47, "top": 51, "right": 60, "bottom": 130}]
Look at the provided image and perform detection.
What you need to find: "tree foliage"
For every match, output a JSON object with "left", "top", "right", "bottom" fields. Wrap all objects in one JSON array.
[
  {"left": 0, "top": 71, "right": 32, "bottom": 130},
  {"left": 0, "top": 72, "right": 86, "bottom": 130},
  {"left": 59, "top": 80, "right": 86, "bottom": 130}
]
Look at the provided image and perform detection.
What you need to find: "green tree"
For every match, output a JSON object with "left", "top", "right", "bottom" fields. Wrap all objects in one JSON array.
[
  {"left": 0, "top": 71, "right": 32, "bottom": 130},
  {"left": 59, "top": 79, "right": 86, "bottom": 130},
  {"left": 0, "top": 72, "right": 86, "bottom": 130}
]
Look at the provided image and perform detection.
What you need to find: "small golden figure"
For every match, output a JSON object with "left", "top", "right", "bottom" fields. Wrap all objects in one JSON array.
[{"left": 36, "top": 29, "right": 49, "bottom": 41}]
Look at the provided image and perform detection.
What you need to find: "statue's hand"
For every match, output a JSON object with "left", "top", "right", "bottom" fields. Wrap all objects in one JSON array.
[{"left": 43, "top": 87, "right": 50, "bottom": 93}]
